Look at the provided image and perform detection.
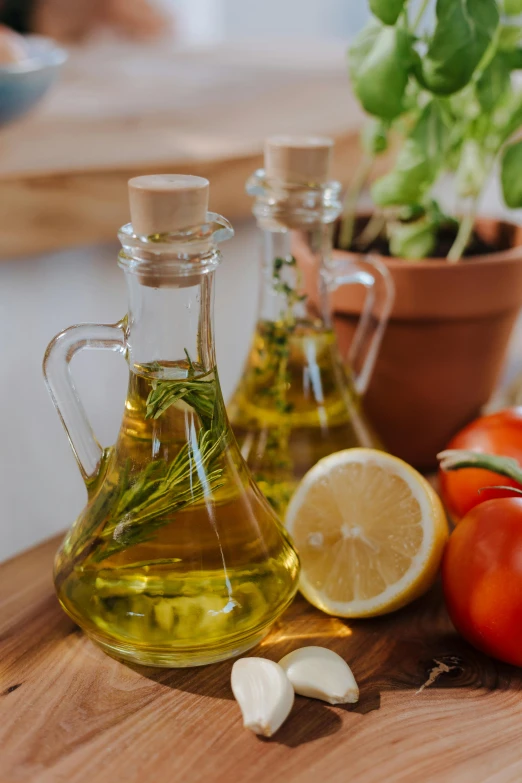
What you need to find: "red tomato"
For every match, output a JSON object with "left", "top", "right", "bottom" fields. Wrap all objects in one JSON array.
[
  {"left": 439, "top": 408, "right": 522, "bottom": 521},
  {"left": 443, "top": 497, "right": 522, "bottom": 666}
]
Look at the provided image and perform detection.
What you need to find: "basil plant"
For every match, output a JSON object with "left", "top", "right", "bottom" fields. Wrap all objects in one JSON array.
[{"left": 342, "top": 0, "right": 522, "bottom": 261}]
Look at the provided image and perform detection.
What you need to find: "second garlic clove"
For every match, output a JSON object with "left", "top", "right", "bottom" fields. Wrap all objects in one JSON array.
[
  {"left": 231, "top": 657, "right": 294, "bottom": 737},
  {"left": 278, "top": 646, "right": 359, "bottom": 705}
]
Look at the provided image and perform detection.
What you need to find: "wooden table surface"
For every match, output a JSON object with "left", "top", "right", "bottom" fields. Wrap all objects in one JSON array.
[
  {"left": 0, "top": 40, "right": 366, "bottom": 259},
  {"left": 2, "top": 534, "right": 522, "bottom": 783}
]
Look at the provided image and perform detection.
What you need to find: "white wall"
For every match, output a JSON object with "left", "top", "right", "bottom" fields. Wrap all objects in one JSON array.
[
  {"left": 166, "top": 0, "right": 225, "bottom": 43},
  {"left": 222, "top": 0, "right": 368, "bottom": 39},
  {"left": 168, "top": 0, "right": 369, "bottom": 44}
]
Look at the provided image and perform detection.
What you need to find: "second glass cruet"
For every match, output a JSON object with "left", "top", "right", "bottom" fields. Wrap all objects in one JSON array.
[{"left": 228, "top": 136, "right": 394, "bottom": 516}]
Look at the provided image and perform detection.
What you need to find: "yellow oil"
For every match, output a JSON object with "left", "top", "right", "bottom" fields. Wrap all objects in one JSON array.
[
  {"left": 54, "top": 362, "right": 299, "bottom": 667},
  {"left": 229, "top": 320, "right": 377, "bottom": 515}
]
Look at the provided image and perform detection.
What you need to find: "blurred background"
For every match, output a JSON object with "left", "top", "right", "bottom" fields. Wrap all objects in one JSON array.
[
  {"left": 0, "top": 0, "right": 517, "bottom": 560},
  {"left": 171, "top": 0, "right": 369, "bottom": 42}
]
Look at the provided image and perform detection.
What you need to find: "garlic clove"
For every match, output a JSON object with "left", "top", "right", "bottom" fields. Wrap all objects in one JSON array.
[
  {"left": 278, "top": 646, "right": 359, "bottom": 705},
  {"left": 231, "top": 657, "right": 294, "bottom": 737}
]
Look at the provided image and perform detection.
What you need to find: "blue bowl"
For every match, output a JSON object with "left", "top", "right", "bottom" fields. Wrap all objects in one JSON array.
[{"left": 0, "top": 35, "right": 67, "bottom": 126}]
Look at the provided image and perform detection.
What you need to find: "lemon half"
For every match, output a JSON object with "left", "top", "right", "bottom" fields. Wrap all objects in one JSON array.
[{"left": 285, "top": 448, "right": 448, "bottom": 618}]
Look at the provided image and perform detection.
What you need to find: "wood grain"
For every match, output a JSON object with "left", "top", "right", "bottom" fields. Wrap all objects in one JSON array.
[
  {"left": 0, "top": 40, "right": 371, "bottom": 259},
  {"left": 0, "top": 135, "right": 361, "bottom": 259},
  {"left": 2, "top": 534, "right": 522, "bottom": 783}
]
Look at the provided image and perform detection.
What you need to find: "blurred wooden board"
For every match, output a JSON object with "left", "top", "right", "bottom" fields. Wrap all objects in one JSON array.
[
  {"left": 3, "top": 533, "right": 522, "bottom": 783},
  {"left": 0, "top": 40, "right": 365, "bottom": 258}
]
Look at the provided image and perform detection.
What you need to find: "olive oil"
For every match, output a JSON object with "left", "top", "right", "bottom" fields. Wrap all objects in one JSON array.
[
  {"left": 228, "top": 137, "right": 390, "bottom": 516},
  {"left": 229, "top": 321, "right": 373, "bottom": 515},
  {"left": 55, "top": 362, "right": 298, "bottom": 666}
]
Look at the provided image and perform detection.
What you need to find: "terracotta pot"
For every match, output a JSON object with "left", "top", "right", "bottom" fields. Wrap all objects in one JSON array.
[{"left": 301, "top": 217, "right": 522, "bottom": 470}]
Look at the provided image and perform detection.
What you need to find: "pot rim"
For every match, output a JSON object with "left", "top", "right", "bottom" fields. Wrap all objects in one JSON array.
[{"left": 335, "top": 214, "right": 522, "bottom": 269}]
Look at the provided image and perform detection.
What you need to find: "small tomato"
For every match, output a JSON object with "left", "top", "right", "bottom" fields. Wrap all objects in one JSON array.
[
  {"left": 439, "top": 408, "right": 522, "bottom": 521},
  {"left": 442, "top": 497, "right": 522, "bottom": 667}
]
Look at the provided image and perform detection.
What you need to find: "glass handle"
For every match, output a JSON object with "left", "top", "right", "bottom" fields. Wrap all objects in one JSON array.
[
  {"left": 325, "top": 254, "right": 395, "bottom": 396},
  {"left": 43, "top": 320, "right": 127, "bottom": 482}
]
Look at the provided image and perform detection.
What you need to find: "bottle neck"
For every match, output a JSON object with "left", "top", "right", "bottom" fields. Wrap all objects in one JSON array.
[
  {"left": 124, "top": 269, "right": 216, "bottom": 373},
  {"left": 117, "top": 215, "right": 233, "bottom": 374},
  {"left": 248, "top": 169, "right": 342, "bottom": 327},
  {"left": 257, "top": 224, "right": 335, "bottom": 326}
]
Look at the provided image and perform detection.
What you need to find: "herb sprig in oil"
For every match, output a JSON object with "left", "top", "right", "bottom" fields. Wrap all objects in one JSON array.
[
  {"left": 249, "top": 255, "right": 308, "bottom": 510},
  {"left": 258, "top": 255, "right": 307, "bottom": 415},
  {"left": 89, "top": 353, "right": 227, "bottom": 561}
]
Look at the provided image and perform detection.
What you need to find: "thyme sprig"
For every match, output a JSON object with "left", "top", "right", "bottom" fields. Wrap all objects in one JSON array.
[
  {"left": 258, "top": 255, "right": 307, "bottom": 415},
  {"left": 272, "top": 255, "right": 307, "bottom": 322},
  {"left": 249, "top": 255, "right": 308, "bottom": 512}
]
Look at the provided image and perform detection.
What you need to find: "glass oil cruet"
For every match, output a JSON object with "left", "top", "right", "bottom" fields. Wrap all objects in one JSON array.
[
  {"left": 228, "top": 137, "right": 394, "bottom": 516},
  {"left": 43, "top": 174, "right": 300, "bottom": 667}
]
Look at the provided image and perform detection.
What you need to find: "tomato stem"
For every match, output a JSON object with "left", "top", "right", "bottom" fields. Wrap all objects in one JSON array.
[
  {"left": 479, "top": 485, "right": 522, "bottom": 497},
  {"left": 438, "top": 449, "right": 522, "bottom": 485}
]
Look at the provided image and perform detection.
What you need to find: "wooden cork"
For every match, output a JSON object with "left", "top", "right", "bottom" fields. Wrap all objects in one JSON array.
[
  {"left": 128, "top": 174, "right": 209, "bottom": 236},
  {"left": 265, "top": 135, "right": 333, "bottom": 185}
]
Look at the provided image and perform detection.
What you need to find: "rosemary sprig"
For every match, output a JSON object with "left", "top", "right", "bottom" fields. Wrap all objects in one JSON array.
[
  {"left": 145, "top": 363, "right": 216, "bottom": 428},
  {"left": 86, "top": 356, "right": 228, "bottom": 562},
  {"left": 93, "top": 427, "right": 226, "bottom": 562}
]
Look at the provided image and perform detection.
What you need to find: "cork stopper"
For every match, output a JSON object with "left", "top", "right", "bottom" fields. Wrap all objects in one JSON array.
[
  {"left": 128, "top": 174, "right": 209, "bottom": 236},
  {"left": 265, "top": 135, "right": 333, "bottom": 185}
]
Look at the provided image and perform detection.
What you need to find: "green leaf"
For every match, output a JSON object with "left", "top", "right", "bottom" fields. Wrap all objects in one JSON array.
[
  {"left": 498, "top": 24, "right": 522, "bottom": 50},
  {"left": 498, "top": 23, "right": 522, "bottom": 65},
  {"left": 495, "top": 91, "right": 522, "bottom": 145},
  {"left": 501, "top": 140, "right": 522, "bottom": 207},
  {"left": 417, "top": 0, "right": 500, "bottom": 95},
  {"left": 503, "top": 0, "right": 522, "bottom": 14},
  {"left": 349, "top": 22, "right": 414, "bottom": 119},
  {"left": 456, "top": 140, "right": 487, "bottom": 198},
  {"left": 388, "top": 218, "right": 438, "bottom": 259},
  {"left": 372, "top": 101, "right": 447, "bottom": 206},
  {"left": 506, "top": 47, "right": 522, "bottom": 67},
  {"left": 361, "top": 119, "right": 389, "bottom": 154},
  {"left": 476, "top": 54, "right": 511, "bottom": 111},
  {"left": 369, "top": 0, "right": 406, "bottom": 25}
]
